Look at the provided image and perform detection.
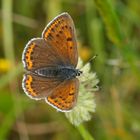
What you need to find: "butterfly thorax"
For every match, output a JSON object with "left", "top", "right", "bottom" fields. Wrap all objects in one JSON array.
[{"left": 34, "top": 67, "right": 82, "bottom": 80}]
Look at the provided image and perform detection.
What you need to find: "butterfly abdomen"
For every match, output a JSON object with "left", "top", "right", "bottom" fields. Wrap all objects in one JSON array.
[{"left": 35, "top": 67, "right": 81, "bottom": 79}]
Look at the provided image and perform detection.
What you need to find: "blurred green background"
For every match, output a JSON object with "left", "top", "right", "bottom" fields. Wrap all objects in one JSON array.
[{"left": 0, "top": 0, "right": 140, "bottom": 140}]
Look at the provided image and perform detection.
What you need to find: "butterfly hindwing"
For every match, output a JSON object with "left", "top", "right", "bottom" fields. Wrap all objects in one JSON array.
[
  {"left": 46, "top": 78, "right": 79, "bottom": 111},
  {"left": 22, "top": 73, "right": 63, "bottom": 99},
  {"left": 22, "top": 73, "right": 79, "bottom": 111},
  {"left": 42, "top": 12, "right": 78, "bottom": 68}
]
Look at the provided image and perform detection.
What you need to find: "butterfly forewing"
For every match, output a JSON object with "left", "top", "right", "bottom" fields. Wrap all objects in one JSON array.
[
  {"left": 22, "top": 38, "right": 64, "bottom": 71},
  {"left": 46, "top": 78, "right": 79, "bottom": 111},
  {"left": 42, "top": 12, "right": 78, "bottom": 68}
]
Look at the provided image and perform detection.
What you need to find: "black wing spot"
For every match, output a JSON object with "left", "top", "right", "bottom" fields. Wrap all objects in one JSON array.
[
  {"left": 54, "top": 99, "right": 58, "bottom": 102},
  {"left": 55, "top": 24, "right": 58, "bottom": 28},
  {"left": 58, "top": 102, "right": 62, "bottom": 105},
  {"left": 67, "top": 37, "right": 72, "bottom": 41},
  {"left": 59, "top": 95, "right": 62, "bottom": 99},
  {"left": 59, "top": 30, "right": 63, "bottom": 34},
  {"left": 65, "top": 101, "right": 71, "bottom": 104},
  {"left": 25, "top": 56, "right": 28, "bottom": 59},
  {"left": 56, "top": 34, "right": 59, "bottom": 37},
  {"left": 65, "top": 25, "right": 68, "bottom": 29},
  {"left": 48, "top": 33, "right": 53, "bottom": 38},
  {"left": 69, "top": 27, "right": 72, "bottom": 30},
  {"left": 51, "top": 28, "right": 55, "bottom": 32},
  {"left": 69, "top": 92, "right": 74, "bottom": 95}
]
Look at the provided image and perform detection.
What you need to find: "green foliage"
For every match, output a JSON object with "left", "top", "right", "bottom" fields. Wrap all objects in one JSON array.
[{"left": 94, "top": 0, "right": 124, "bottom": 46}]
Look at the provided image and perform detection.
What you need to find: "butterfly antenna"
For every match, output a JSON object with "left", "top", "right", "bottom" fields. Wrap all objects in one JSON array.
[
  {"left": 88, "top": 54, "right": 98, "bottom": 63},
  {"left": 79, "top": 54, "right": 98, "bottom": 70},
  {"left": 78, "top": 54, "right": 98, "bottom": 80}
]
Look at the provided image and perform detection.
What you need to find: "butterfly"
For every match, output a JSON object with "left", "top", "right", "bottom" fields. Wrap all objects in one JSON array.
[{"left": 22, "top": 12, "right": 82, "bottom": 112}]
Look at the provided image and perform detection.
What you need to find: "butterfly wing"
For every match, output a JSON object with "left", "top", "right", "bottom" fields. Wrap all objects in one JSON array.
[
  {"left": 42, "top": 12, "right": 78, "bottom": 68},
  {"left": 22, "top": 38, "right": 64, "bottom": 71},
  {"left": 22, "top": 73, "right": 79, "bottom": 111},
  {"left": 46, "top": 78, "right": 79, "bottom": 112},
  {"left": 22, "top": 73, "right": 63, "bottom": 100}
]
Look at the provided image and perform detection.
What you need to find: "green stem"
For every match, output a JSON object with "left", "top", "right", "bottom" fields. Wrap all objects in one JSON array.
[
  {"left": 77, "top": 124, "right": 95, "bottom": 140},
  {"left": 2, "top": 0, "right": 15, "bottom": 64},
  {"left": 2, "top": 0, "right": 29, "bottom": 140}
]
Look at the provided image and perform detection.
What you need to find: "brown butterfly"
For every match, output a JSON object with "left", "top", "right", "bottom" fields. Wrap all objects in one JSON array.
[{"left": 22, "top": 12, "right": 82, "bottom": 112}]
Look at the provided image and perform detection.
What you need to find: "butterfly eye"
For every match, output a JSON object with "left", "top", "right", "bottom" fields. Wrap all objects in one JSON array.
[
  {"left": 77, "top": 70, "right": 82, "bottom": 76},
  {"left": 79, "top": 71, "right": 83, "bottom": 74}
]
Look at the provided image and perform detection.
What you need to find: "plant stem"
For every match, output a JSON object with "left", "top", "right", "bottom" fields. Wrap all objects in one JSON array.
[
  {"left": 77, "top": 124, "right": 95, "bottom": 140},
  {"left": 2, "top": 0, "right": 29, "bottom": 140}
]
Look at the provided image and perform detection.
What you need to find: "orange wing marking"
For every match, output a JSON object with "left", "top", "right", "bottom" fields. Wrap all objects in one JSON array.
[
  {"left": 25, "top": 43, "right": 35, "bottom": 70},
  {"left": 25, "top": 75, "right": 37, "bottom": 97},
  {"left": 44, "top": 19, "right": 61, "bottom": 38}
]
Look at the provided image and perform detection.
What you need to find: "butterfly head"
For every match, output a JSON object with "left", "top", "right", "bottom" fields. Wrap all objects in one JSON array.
[
  {"left": 76, "top": 69, "right": 82, "bottom": 76},
  {"left": 61, "top": 68, "right": 82, "bottom": 80}
]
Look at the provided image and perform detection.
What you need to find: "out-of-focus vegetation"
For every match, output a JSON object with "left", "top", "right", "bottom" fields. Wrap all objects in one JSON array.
[{"left": 0, "top": 0, "right": 140, "bottom": 140}]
